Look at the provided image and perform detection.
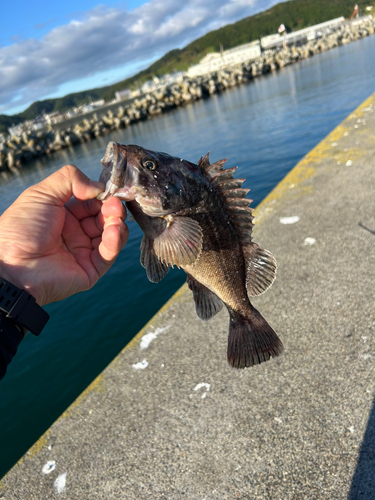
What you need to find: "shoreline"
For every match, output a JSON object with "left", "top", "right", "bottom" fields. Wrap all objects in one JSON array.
[{"left": 1, "top": 15, "right": 374, "bottom": 179}]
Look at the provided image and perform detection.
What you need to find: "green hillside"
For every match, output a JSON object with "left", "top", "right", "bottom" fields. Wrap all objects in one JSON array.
[{"left": 0, "top": 0, "right": 373, "bottom": 134}]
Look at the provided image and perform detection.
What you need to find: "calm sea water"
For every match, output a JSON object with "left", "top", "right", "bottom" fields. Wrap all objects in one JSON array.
[{"left": 1, "top": 35, "right": 375, "bottom": 477}]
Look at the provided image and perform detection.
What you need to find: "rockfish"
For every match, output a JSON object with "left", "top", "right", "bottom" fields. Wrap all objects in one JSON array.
[{"left": 98, "top": 142, "right": 283, "bottom": 368}]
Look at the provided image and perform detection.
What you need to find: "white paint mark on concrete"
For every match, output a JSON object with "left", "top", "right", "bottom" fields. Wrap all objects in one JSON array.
[
  {"left": 194, "top": 383, "right": 211, "bottom": 397},
  {"left": 132, "top": 359, "right": 148, "bottom": 370},
  {"left": 140, "top": 333, "right": 157, "bottom": 350},
  {"left": 194, "top": 382, "right": 211, "bottom": 392},
  {"left": 42, "top": 461, "right": 56, "bottom": 474},
  {"left": 54, "top": 472, "right": 67, "bottom": 494},
  {"left": 140, "top": 326, "right": 170, "bottom": 350},
  {"left": 346, "top": 160, "right": 353, "bottom": 166},
  {"left": 304, "top": 237, "right": 316, "bottom": 246},
  {"left": 280, "top": 216, "right": 300, "bottom": 225}
]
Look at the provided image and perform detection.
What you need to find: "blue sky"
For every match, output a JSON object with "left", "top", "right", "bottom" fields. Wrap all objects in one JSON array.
[{"left": 1, "top": 0, "right": 280, "bottom": 115}]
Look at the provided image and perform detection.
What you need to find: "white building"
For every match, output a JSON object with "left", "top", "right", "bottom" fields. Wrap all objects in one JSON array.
[
  {"left": 261, "top": 17, "right": 345, "bottom": 49},
  {"left": 115, "top": 89, "right": 132, "bottom": 101},
  {"left": 187, "top": 41, "right": 261, "bottom": 77}
]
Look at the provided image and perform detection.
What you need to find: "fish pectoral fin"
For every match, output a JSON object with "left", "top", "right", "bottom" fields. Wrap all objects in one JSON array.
[
  {"left": 244, "top": 242, "right": 277, "bottom": 296},
  {"left": 186, "top": 275, "right": 223, "bottom": 320},
  {"left": 154, "top": 216, "right": 203, "bottom": 267},
  {"left": 140, "top": 236, "right": 170, "bottom": 283}
]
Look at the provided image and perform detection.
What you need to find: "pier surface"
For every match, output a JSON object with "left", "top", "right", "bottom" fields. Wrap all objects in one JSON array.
[{"left": 1, "top": 93, "right": 375, "bottom": 499}]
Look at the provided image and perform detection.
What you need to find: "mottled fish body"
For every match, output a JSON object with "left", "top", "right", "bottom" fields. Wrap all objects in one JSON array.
[{"left": 98, "top": 142, "right": 283, "bottom": 368}]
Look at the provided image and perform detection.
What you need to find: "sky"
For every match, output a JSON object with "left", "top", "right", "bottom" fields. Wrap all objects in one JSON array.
[{"left": 1, "top": 0, "right": 281, "bottom": 116}]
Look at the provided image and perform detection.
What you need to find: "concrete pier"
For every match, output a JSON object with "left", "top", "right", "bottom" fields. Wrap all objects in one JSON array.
[{"left": 1, "top": 92, "right": 375, "bottom": 499}]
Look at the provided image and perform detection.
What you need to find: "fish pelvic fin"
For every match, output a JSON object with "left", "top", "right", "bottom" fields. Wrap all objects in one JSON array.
[
  {"left": 186, "top": 275, "right": 223, "bottom": 320},
  {"left": 227, "top": 308, "right": 283, "bottom": 369},
  {"left": 244, "top": 242, "right": 277, "bottom": 296},
  {"left": 140, "top": 236, "right": 170, "bottom": 283}
]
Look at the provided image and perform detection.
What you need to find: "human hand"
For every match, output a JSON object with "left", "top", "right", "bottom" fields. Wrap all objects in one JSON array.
[{"left": 0, "top": 165, "right": 128, "bottom": 306}]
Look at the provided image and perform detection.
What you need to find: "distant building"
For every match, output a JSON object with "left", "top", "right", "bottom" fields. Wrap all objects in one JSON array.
[
  {"left": 261, "top": 17, "right": 345, "bottom": 49},
  {"left": 187, "top": 41, "right": 261, "bottom": 77},
  {"left": 82, "top": 99, "right": 105, "bottom": 114},
  {"left": 115, "top": 89, "right": 133, "bottom": 101}
]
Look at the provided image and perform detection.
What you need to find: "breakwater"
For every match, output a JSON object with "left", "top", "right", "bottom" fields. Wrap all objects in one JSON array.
[
  {"left": 1, "top": 16, "right": 374, "bottom": 177},
  {"left": 2, "top": 89, "right": 375, "bottom": 498}
]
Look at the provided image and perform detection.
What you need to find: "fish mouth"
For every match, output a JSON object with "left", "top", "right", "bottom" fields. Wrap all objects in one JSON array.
[{"left": 97, "top": 142, "right": 136, "bottom": 201}]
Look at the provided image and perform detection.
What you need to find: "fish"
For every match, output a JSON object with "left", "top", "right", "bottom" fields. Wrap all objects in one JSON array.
[{"left": 97, "top": 142, "right": 283, "bottom": 368}]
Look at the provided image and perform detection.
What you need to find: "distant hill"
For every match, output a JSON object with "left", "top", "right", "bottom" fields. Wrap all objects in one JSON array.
[{"left": 0, "top": 0, "right": 371, "bottom": 134}]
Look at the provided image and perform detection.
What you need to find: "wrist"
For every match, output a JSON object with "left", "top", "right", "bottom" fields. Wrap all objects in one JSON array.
[{"left": 0, "top": 277, "right": 50, "bottom": 336}]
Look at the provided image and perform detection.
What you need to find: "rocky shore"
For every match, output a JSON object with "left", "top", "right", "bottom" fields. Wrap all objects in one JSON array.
[{"left": 1, "top": 16, "right": 374, "bottom": 177}]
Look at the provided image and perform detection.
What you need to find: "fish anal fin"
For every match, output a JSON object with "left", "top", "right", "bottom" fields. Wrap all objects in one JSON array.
[
  {"left": 140, "top": 236, "right": 169, "bottom": 283},
  {"left": 154, "top": 216, "right": 203, "bottom": 267},
  {"left": 187, "top": 275, "right": 223, "bottom": 320},
  {"left": 227, "top": 308, "right": 283, "bottom": 368},
  {"left": 244, "top": 242, "right": 277, "bottom": 296}
]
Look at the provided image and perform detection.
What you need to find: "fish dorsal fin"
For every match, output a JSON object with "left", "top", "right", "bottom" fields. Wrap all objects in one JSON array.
[
  {"left": 205, "top": 159, "right": 227, "bottom": 177},
  {"left": 200, "top": 155, "right": 254, "bottom": 245},
  {"left": 140, "top": 236, "right": 170, "bottom": 283},
  {"left": 197, "top": 152, "right": 210, "bottom": 171},
  {"left": 243, "top": 242, "right": 277, "bottom": 296},
  {"left": 153, "top": 216, "right": 203, "bottom": 267}
]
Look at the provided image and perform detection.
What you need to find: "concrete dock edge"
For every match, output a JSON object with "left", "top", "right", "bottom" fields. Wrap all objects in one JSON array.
[{"left": 1, "top": 92, "right": 375, "bottom": 499}]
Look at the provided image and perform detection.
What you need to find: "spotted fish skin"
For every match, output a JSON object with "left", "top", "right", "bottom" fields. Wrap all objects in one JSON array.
[{"left": 98, "top": 142, "right": 283, "bottom": 368}]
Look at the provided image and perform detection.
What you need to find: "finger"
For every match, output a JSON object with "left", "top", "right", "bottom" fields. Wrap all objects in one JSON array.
[
  {"left": 81, "top": 215, "right": 104, "bottom": 239},
  {"left": 26, "top": 165, "right": 105, "bottom": 207},
  {"left": 65, "top": 197, "right": 102, "bottom": 221},
  {"left": 92, "top": 220, "right": 129, "bottom": 277},
  {"left": 101, "top": 197, "right": 127, "bottom": 221}
]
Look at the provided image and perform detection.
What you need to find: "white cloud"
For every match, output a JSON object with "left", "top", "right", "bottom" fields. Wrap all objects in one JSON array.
[{"left": 0, "top": 0, "right": 279, "bottom": 115}]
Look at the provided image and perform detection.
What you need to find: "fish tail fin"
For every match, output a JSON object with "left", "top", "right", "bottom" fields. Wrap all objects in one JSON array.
[{"left": 227, "top": 308, "right": 283, "bottom": 369}]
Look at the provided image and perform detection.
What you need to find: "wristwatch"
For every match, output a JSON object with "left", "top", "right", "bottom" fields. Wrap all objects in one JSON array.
[{"left": 0, "top": 278, "right": 50, "bottom": 336}]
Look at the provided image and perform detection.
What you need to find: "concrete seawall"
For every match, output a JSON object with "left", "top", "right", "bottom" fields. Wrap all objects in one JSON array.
[{"left": 1, "top": 92, "right": 375, "bottom": 499}]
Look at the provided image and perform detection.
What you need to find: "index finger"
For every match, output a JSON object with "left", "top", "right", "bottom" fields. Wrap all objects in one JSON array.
[{"left": 27, "top": 165, "right": 105, "bottom": 207}]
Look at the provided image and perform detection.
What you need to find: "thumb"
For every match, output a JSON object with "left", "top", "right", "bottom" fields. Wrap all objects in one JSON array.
[{"left": 27, "top": 164, "right": 104, "bottom": 206}]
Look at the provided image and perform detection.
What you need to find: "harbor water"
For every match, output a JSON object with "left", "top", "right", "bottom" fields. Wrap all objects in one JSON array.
[{"left": 1, "top": 34, "right": 375, "bottom": 478}]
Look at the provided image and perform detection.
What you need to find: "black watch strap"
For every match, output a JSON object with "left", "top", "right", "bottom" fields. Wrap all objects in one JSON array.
[{"left": 0, "top": 278, "right": 49, "bottom": 336}]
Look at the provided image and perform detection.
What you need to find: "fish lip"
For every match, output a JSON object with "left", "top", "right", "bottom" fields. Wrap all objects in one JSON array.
[{"left": 97, "top": 142, "right": 128, "bottom": 201}]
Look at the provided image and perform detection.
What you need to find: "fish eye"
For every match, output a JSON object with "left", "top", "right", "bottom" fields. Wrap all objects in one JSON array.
[{"left": 142, "top": 159, "right": 157, "bottom": 171}]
